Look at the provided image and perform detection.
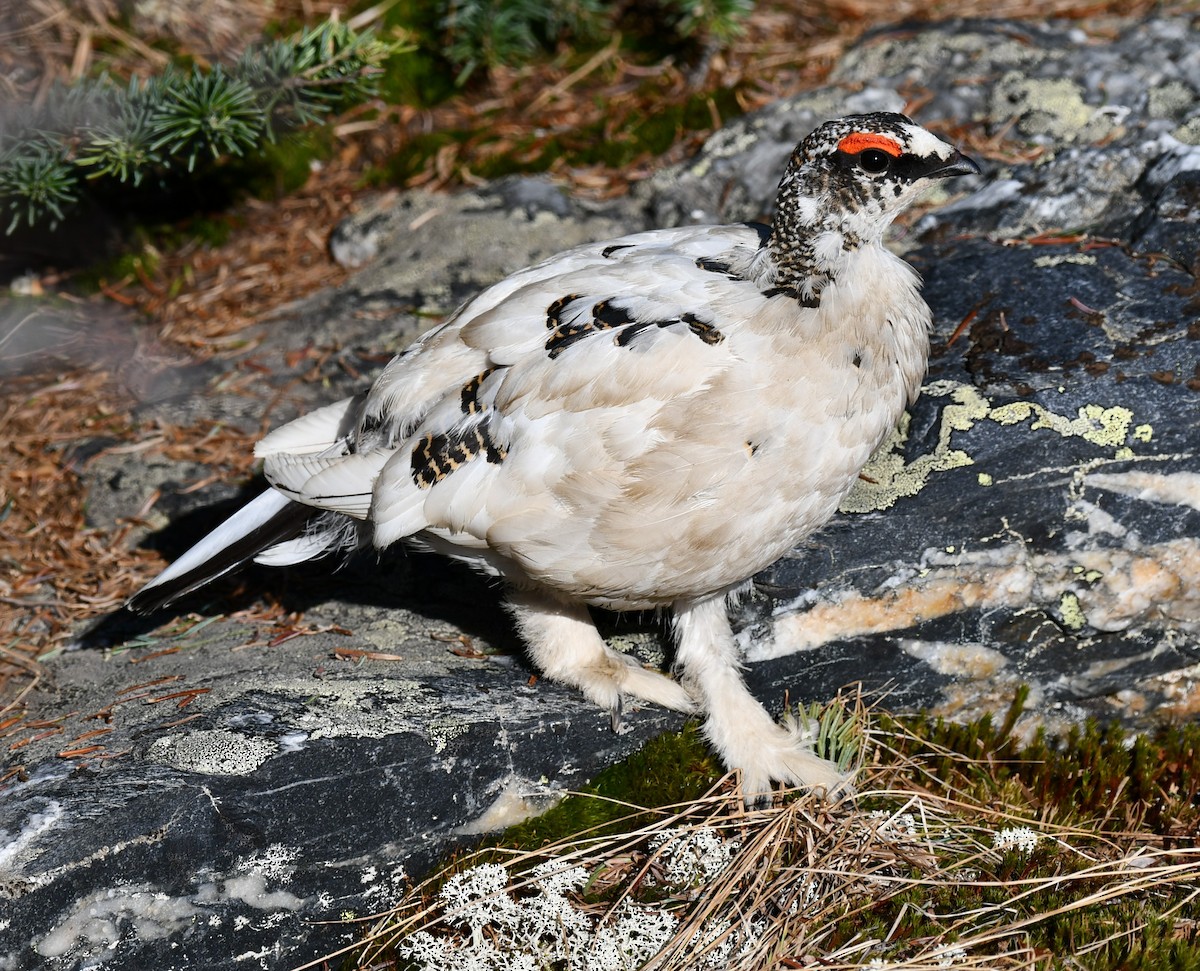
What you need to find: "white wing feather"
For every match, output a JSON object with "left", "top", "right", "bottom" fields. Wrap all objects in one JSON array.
[{"left": 255, "top": 394, "right": 364, "bottom": 458}]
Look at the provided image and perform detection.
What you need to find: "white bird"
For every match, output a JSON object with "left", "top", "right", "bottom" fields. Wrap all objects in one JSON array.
[{"left": 129, "top": 112, "right": 979, "bottom": 798}]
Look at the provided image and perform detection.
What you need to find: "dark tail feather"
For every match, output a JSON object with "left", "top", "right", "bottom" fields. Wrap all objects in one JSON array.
[{"left": 127, "top": 489, "right": 314, "bottom": 614}]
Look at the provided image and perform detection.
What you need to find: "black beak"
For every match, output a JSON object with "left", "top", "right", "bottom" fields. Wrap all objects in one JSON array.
[{"left": 928, "top": 149, "right": 981, "bottom": 179}]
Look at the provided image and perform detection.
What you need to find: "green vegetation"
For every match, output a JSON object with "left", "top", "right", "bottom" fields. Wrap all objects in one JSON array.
[
  {"left": 2, "top": 0, "right": 757, "bottom": 239},
  {"left": 0, "top": 21, "right": 400, "bottom": 233},
  {"left": 378, "top": 0, "right": 754, "bottom": 87},
  {"left": 346, "top": 692, "right": 1200, "bottom": 970}
]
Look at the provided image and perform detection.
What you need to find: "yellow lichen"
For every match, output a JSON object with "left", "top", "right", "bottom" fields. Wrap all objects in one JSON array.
[
  {"left": 1060, "top": 592, "right": 1087, "bottom": 631},
  {"left": 842, "top": 382, "right": 1145, "bottom": 514}
]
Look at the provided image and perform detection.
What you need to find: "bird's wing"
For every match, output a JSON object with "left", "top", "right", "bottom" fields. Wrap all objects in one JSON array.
[{"left": 259, "top": 222, "right": 784, "bottom": 588}]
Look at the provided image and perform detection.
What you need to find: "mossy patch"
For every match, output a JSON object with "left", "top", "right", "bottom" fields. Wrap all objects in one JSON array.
[{"left": 497, "top": 725, "right": 721, "bottom": 850}]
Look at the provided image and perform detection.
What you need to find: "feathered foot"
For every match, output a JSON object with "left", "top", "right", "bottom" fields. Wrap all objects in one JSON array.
[
  {"left": 673, "top": 596, "right": 854, "bottom": 802},
  {"left": 507, "top": 587, "right": 695, "bottom": 731}
]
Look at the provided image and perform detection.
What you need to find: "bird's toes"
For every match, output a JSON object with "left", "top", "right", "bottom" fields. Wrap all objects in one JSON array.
[
  {"left": 771, "top": 749, "right": 856, "bottom": 801},
  {"left": 711, "top": 713, "right": 856, "bottom": 804},
  {"left": 616, "top": 663, "right": 695, "bottom": 714}
]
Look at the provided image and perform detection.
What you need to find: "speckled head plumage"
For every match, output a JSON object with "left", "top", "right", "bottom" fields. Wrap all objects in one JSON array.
[{"left": 762, "top": 112, "right": 979, "bottom": 304}]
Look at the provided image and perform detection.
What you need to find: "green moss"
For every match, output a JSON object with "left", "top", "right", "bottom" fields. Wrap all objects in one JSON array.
[
  {"left": 498, "top": 724, "right": 720, "bottom": 850},
  {"left": 879, "top": 698, "right": 1200, "bottom": 836}
]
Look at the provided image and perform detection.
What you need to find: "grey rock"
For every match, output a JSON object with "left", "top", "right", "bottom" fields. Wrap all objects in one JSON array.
[
  {"left": 1130, "top": 164, "right": 1200, "bottom": 268},
  {"left": 4, "top": 12, "right": 1199, "bottom": 971},
  {"left": 648, "top": 16, "right": 1200, "bottom": 247},
  {"left": 328, "top": 193, "right": 396, "bottom": 268},
  {"left": 2, "top": 607, "right": 686, "bottom": 971},
  {"left": 480, "top": 175, "right": 576, "bottom": 219}
]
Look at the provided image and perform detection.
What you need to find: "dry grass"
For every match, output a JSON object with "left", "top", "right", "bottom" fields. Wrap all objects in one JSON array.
[
  {"left": 317, "top": 763, "right": 1200, "bottom": 970},
  {"left": 298, "top": 695, "right": 1200, "bottom": 969}
]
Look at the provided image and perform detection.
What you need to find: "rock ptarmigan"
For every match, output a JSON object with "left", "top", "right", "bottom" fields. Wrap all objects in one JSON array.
[{"left": 129, "top": 112, "right": 979, "bottom": 798}]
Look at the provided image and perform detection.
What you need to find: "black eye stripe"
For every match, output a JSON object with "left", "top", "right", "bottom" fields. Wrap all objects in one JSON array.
[{"left": 833, "top": 149, "right": 951, "bottom": 183}]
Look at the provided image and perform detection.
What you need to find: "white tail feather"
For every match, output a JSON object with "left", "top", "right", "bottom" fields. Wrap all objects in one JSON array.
[
  {"left": 254, "top": 530, "right": 342, "bottom": 566},
  {"left": 299, "top": 450, "right": 394, "bottom": 517},
  {"left": 263, "top": 449, "right": 392, "bottom": 518},
  {"left": 138, "top": 489, "right": 294, "bottom": 596},
  {"left": 262, "top": 451, "right": 346, "bottom": 496}
]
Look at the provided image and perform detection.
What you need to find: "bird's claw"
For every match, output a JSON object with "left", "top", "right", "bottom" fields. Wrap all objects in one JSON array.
[{"left": 609, "top": 695, "right": 630, "bottom": 734}]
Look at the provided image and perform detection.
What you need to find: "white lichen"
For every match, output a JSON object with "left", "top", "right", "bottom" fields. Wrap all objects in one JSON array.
[
  {"left": 993, "top": 826, "right": 1041, "bottom": 855},
  {"left": 395, "top": 856, "right": 762, "bottom": 971},
  {"left": 649, "top": 827, "right": 740, "bottom": 887}
]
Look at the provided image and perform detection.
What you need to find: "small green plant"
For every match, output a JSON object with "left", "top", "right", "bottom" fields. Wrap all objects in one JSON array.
[
  {"left": 441, "top": 0, "right": 605, "bottom": 84},
  {"left": 0, "top": 20, "right": 404, "bottom": 233},
  {"left": 789, "top": 692, "right": 866, "bottom": 774}
]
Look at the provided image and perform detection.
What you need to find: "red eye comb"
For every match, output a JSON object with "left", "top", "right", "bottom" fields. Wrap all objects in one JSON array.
[{"left": 837, "top": 132, "right": 903, "bottom": 156}]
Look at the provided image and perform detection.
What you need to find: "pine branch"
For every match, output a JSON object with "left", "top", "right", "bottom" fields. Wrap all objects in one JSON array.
[
  {"left": 0, "top": 19, "right": 404, "bottom": 233},
  {"left": 0, "top": 142, "right": 79, "bottom": 233}
]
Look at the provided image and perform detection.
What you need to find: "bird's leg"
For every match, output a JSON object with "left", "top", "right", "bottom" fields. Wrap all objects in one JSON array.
[
  {"left": 672, "top": 595, "right": 852, "bottom": 800},
  {"left": 506, "top": 587, "right": 695, "bottom": 732}
]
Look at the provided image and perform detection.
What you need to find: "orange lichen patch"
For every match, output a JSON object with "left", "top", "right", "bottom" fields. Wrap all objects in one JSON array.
[
  {"left": 769, "top": 576, "right": 1010, "bottom": 653},
  {"left": 837, "top": 132, "right": 903, "bottom": 156},
  {"left": 762, "top": 539, "right": 1200, "bottom": 659},
  {"left": 1151, "top": 664, "right": 1200, "bottom": 720}
]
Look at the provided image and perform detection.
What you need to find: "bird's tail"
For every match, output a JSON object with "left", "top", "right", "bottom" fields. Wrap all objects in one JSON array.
[
  {"left": 126, "top": 489, "right": 318, "bottom": 614},
  {"left": 128, "top": 392, "right": 373, "bottom": 614}
]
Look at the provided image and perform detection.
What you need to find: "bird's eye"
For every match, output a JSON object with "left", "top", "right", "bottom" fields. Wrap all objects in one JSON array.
[{"left": 858, "top": 148, "right": 892, "bottom": 174}]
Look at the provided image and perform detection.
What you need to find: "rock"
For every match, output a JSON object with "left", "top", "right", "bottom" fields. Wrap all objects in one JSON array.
[
  {"left": 1, "top": 602, "right": 687, "bottom": 971},
  {"left": 731, "top": 15, "right": 1200, "bottom": 732},
  {"left": 328, "top": 192, "right": 397, "bottom": 268},
  {"left": 4, "top": 13, "right": 1199, "bottom": 970}
]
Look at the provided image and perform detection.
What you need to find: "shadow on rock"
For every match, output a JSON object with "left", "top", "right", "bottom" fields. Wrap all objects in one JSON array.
[{"left": 77, "top": 479, "right": 522, "bottom": 658}]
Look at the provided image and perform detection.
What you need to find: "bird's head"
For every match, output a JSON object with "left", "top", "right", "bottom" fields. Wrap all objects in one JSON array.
[
  {"left": 761, "top": 112, "right": 979, "bottom": 302},
  {"left": 782, "top": 112, "right": 979, "bottom": 230}
]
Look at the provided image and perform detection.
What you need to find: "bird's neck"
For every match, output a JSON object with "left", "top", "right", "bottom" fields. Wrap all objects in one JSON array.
[{"left": 755, "top": 196, "right": 890, "bottom": 308}]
